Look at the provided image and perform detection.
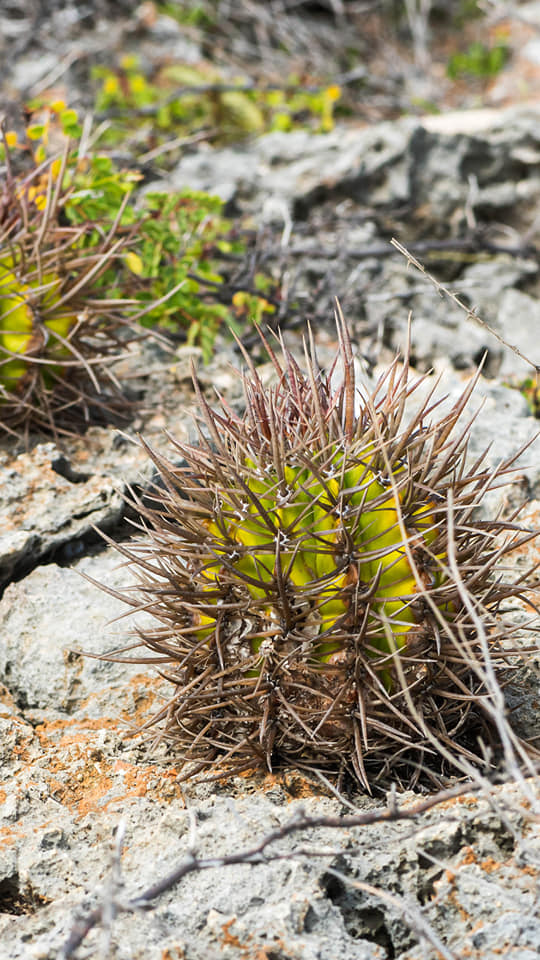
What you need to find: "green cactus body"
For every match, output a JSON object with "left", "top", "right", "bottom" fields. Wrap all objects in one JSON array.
[
  {"left": 197, "top": 437, "right": 443, "bottom": 684},
  {"left": 0, "top": 257, "right": 75, "bottom": 393},
  {"left": 0, "top": 260, "right": 34, "bottom": 388}
]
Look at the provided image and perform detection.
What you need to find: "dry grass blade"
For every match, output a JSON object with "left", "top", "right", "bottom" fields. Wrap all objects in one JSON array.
[{"left": 391, "top": 237, "right": 540, "bottom": 375}]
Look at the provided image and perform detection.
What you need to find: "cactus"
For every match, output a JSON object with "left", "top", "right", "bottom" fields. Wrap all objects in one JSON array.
[
  {"left": 0, "top": 144, "right": 142, "bottom": 441},
  {"left": 106, "top": 310, "right": 538, "bottom": 789}
]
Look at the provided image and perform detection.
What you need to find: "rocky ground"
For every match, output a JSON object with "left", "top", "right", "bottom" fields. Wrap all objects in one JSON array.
[{"left": 1, "top": 3, "right": 540, "bottom": 959}]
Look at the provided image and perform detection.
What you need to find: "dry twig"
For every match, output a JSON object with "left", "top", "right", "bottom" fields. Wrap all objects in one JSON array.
[{"left": 391, "top": 238, "right": 540, "bottom": 374}]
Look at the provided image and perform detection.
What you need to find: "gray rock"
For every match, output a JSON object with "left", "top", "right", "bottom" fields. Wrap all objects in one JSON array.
[
  {"left": 401, "top": 366, "right": 539, "bottom": 509},
  {"left": 158, "top": 106, "right": 540, "bottom": 232},
  {"left": 519, "top": 2, "right": 540, "bottom": 27},
  {"left": 462, "top": 259, "right": 536, "bottom": 297},
  {"left": 370, "top": 255, "right": 537, "bottom": 378},
  {"left": 409, "top": 108, "right": 540, "bottom": 226},
  {"left": 0, "top": 750, "right": 537, "bottom": 960},
  {"left": 459, "top": 258, "right": 538, "bottom": 323},
  {"left": 0, "top": 443, "right": 124, "bottom": 588},
  {"left": 10, "top": 53, "right": 59, "bottom": 93},
  {"left": 132, "top": 11, "right": 202, "bottom": 63},
  {"left": 389, "top": 298, "right": 501, "bottom": 375},
  {"left": 167, "top": 144, "right": 262, "bottom": 205},
  {"left": 0, "top": 548, "right": 154, "bottom": 714},
  {"left": 495, "top": 289, "right": 540, "bottom": 381},
  {"left": 165, "top": 121, "right": 417, "bottom": 217}
]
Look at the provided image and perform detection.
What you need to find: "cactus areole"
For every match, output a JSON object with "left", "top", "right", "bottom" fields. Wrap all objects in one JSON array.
[{"left": 110, "top": 312, "right": 536, "bottom": 789}]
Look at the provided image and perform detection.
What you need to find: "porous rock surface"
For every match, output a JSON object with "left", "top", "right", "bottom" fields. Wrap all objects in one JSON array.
[{"left": 1, "top": 20, "right": 540, "bottom": 959}]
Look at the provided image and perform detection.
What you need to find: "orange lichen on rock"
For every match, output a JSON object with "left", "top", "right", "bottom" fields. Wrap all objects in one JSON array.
[
  {"left": 28, "top": 714, "right": 184, "bottom": 817},
  {"left": 160, "top": 948, "right": 186, "bottom": 960},
  {"left": 218, "top": 918, "right": 282, "bottom": 960},
  {"left": 220, "top": 918, "right": 245, "bottom": 950},
  {"left": 34, "top": 716, "right": 118, "bottom": 749},
  {"left": 233, "top": 769, "right": 328, "bottom": 801},
  {"left": 0, "top": 824, "right": 27, "bottom": 849}
]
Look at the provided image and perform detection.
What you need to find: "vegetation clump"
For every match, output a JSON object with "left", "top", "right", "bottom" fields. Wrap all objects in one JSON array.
[
  {"left": 447, "top": 41, "right": 509, "bottom": 80},
  {"left": 92, "top": 54, "right": 342, "bottom": 152},
  {"left": 103, "top": 311, "right": 538, "bottom": 790},
  {"left": 0, "top": 133, "right": 142, "bottom": 440},
  {"left": 0, "top": 105, "right": 276, "bottom": 439}
]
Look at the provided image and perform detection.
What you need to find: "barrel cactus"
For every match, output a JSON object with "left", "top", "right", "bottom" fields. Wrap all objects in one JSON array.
[
  {"left": 0, "top": 145, "right": 140, "bottom": 441},
  {"left": 109, "top": 312, "right": 537, "bottom": 789}
]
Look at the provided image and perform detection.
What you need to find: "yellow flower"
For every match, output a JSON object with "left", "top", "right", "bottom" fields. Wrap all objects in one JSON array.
[
  {"left": 124, "top": 251, "right": 144, "bottom": 276},
  {"left": 325, "top": 84, "right": 341, "bottom": 102},
  {"left": 129, "top": 74, "right": 147, "bottom": 95},
  {"left": 50, "top": 158, "right": 63, "bottom": 180},
  {"left": 104, "top": 75, "right": 120, "bottom": 96}
]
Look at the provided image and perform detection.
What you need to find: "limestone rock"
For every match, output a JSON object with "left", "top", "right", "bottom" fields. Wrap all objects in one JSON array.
[{"left": 0, "top": 444, "right": 124, "bottom": 588}]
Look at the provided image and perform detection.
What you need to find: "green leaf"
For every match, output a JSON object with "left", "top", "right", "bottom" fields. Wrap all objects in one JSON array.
[
  {"left": 60, "top": 109, "right": 79, "bottom": 127},
  {"left": 62, "top": 122, "right": 83, "bottom": 139},
  {"left": 27, "top": 124, "right": 44, "bottom": 140},
  {"left": 124, "top": 251, "right": 144, "bottom": 276}
]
